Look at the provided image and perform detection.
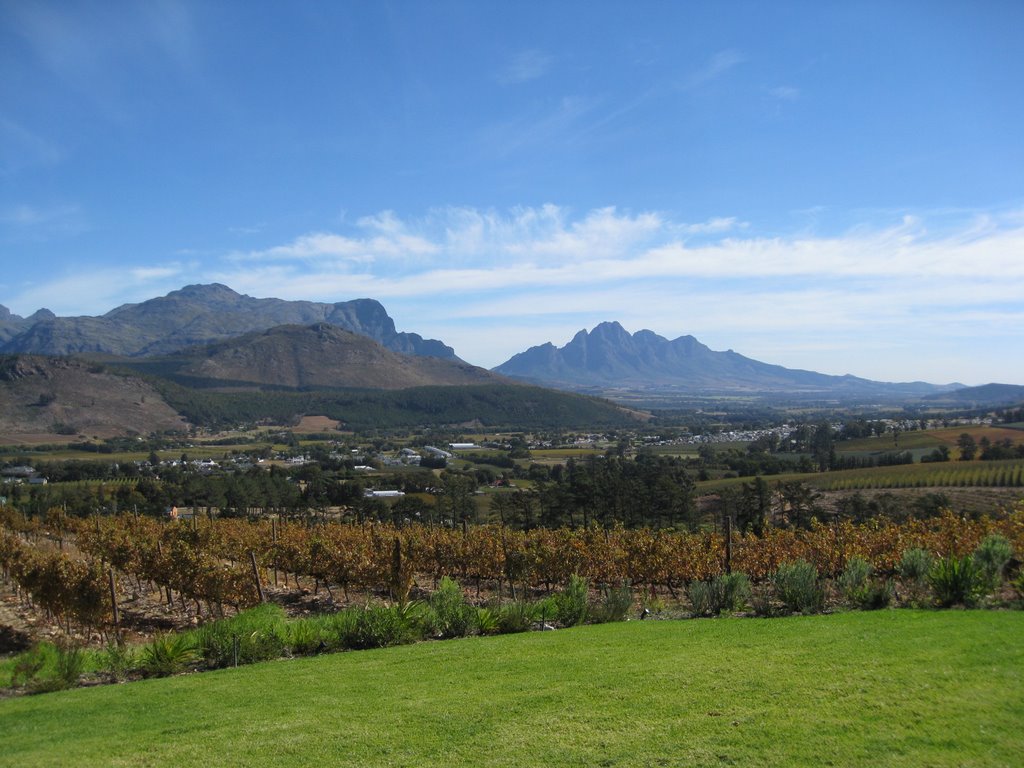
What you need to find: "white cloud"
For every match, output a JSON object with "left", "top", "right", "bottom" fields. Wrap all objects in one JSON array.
[{"left": 6, "top": 205, "right": 1022, "bottom": 384}]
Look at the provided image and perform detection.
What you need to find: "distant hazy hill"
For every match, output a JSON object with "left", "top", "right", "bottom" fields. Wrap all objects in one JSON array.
[
  {"left": 924, "top": 383, "right": 1024, "bottom": 405},
  {"left": 126, "top": 323, "right": 505, "bottom": 390},
  {"left": 0, "top": 283, "right": 455, "bottom": 360},
  {"left": 494, "top": 321, "right": 960, "bottom": 398}
]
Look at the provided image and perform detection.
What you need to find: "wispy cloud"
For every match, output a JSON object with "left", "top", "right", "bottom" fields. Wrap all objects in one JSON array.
[
  {"left": 1, "top": 202, "right": 86, "bottom": 238},
  {"left": 0, "top": 119, "right": 63, "bottom": 176},
  {"left": 480, "top": 95, "right": 600, "bottom": 157},
  {"left": 3, "top": 0, "right": 199, "bottom": 119},
  {"left": 681, "top": 49, "right": 745, "bottom": 90},
  {"left": 768, "top": 85, "right": 800, "bottom": 101},
  {"left": 497, "top": 49, "right": 553, "bottom": 84}
]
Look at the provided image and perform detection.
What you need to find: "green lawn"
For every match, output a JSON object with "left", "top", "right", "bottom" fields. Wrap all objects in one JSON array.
[{"left": 2, "top": 611, "right": 1021, "bottom": 767}]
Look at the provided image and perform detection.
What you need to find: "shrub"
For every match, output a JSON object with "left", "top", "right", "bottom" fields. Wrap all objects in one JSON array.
[
  {"left": 688, "top": 580, "right": 719, "bottom": 618},
  {"left": 929, "top": 555, "right": 985, "bottom": 608},
  {"left": 837, "top": 557, "right": 891, "bottom": 610},
  {"left": 494, "top": 601, "right": 535, "bottom": 634},
  {"left": 476, "top": 607, "right": 499, "bottom": 635},
  {"left": 140, "top": 634, "right": 197, "bottom": 677},
  {"left": 284, "top": 617, "right": 329, "bottom": 656},
  {"left": 973, "top": 534, "right": 1014, "bottom": 590},
  {"left": 839, "top": 558, "right": 893, "bottom": 610},
  {"left": 9, "top": 644, "right": 50, "bottom": 689},
  {"left": 897, "top": 547, "right": 935, "bottom": 606},
  {"left": 837, "top": 557, "right": 872, "bottom": 602},
  {"left": 590, "top": 581, "right": 634, "bottom": 624},
  {"left": 427, "top": 577, "right": 477, "bottom": 638},
  {"left": 194, "top": 604, "right": 287, "bottom": 669},
  {"left": 554, "top": 574, "right": 589, "bottom": 627},
  {"left": 395, "top": 599, "right": 431, "bottom": 638},
  {"left": 750, "top": 584, "right": 776, "bottom": 618},
  {"left": 341, "top": 604, "right": 419, "bottom": 650},
  {"left": 773, "top": 560, "right": 825, "bottom": 614},
  {"left": 719, "top": 572, "right": 751, "bottom": 612},
  {"left": 688, "top": 572, "right": 752, "bottom": 617},
  {"left": 99, "top": 640, "right": 136, "bottom": 681},
  {"left": 52, "top": 641, "right": 86, "bottom": 690},
  {"left": 898, "top": 548, "right": 934, "bottom": 584}
]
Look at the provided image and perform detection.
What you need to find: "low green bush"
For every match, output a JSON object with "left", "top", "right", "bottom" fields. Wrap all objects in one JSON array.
[
  {"left": 973, "top": 534, "right": 1014, "bottom": 590},
  {"left": 9, "top": 644, "right": 50, "bottom": 689},
  {"left": 341, "top": 604, "right": 420, "bottom": 650},
  {"left": 494, "top": 601, "right": 536, "bottom": 634},
  {"left": 427, "top": 577, "right": 477, "bottom": 638},
  {"left": 773, "top": 560, "right": 825, "bottom": 614},
  {"left": 929, "top": 555, "right": 985, "bottom": 608},
  {"left": 838, "top": 557, "right": 893, "bottom": 610},
  {"left": 688, "top": 572, "right": 752, "bottom": 617},
  {"left": 193, "top": 604, "right": 288, "bottom": 669},
  {"left": 590, "top": 581, "right": 634, "bottom": 624},
  {"left": 140, "top": 634, "right": 198, "bottom": 678},
  {"left": 99, "top": 640, "right": 136, "bottom": 681},
  {"left": 284, "top": 617, "right": 330, "bottom": 656},
  {"left": 688, "top": 580, "right": 719, "bottom": 617},
  {"left": 475, "top": 607, "right": 499, "bottom": 635},
  {"left": 51, "top": 641, "right": 86, "bottom": 690},
  {"left": 554, "top": 574, "right": 589, "bottom": 627}
]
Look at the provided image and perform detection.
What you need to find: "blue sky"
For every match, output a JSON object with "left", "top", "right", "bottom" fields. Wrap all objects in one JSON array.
[{"left": 2, "top": 1, "right": 1022, "bottom": 385}]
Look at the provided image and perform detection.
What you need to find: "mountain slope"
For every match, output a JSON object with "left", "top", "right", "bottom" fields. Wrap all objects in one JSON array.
[
  {"left": 130, "top": 323, "right": 504, "bottom": 390},
  {"left": 1, "top": 284, "right": 456, "bottom": 360},
  {"left": 0, "top": 355, "right": 188, "bottom": 439},
  {"left": 494, "top": 321, "right": 958, "bottom": 397}
]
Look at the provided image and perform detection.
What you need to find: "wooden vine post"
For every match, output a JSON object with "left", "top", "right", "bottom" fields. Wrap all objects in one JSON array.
[
  {"left": 271, "top": 518, "right": 279, "bottom": 587},
  {"left": 108, "top": 568, "right": 120, "bottom": 632},
  {"left": 724, "top": 513, "right": 733, "bottom": 575},
  {"left": 249, "top": 550, "right": 265, "bottom": 603}
]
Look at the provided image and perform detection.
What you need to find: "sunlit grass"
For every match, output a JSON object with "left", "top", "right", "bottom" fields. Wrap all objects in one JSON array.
[{"left": 2, "top": 611, "right": 1021, "bottom": 767}]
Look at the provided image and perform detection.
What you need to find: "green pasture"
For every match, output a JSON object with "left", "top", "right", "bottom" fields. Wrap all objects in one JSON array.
[{"left": 2, "top": 611, "right": 1021, "bottom": 767}]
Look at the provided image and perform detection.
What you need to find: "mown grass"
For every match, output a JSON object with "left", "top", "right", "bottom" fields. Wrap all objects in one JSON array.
[{"left": 2, "top": 610, "right": 1021, "bottom": 767}]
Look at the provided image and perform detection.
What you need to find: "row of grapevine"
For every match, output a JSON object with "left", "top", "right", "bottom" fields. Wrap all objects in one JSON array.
[
  {"left": 58, "top": 508, "right": 1024, "bottom": 601},
  {"left": 0, "top": 528, "right": 111, "bottom": 633},
  {"left": 817, "top": 460, "right": 1024, "bottom": 492}
]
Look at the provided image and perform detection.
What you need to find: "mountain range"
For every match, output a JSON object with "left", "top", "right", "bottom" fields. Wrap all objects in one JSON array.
[
  {"left": 493, "top": 321, "right": 962, "bottom": 398},
  {"left": 0, "top": 283, "right": 454, "bottom": 360},
  {"left": 4, "top": 284, "right": 1017, "bottom": 410}
]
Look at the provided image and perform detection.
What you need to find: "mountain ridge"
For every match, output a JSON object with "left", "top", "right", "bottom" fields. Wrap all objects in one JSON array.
[
  {"left": 494, "top": 321, "right": 963, "bottom": 397},
  {"left": 0, "top": 284, "right": 456, "bottom": 360}
]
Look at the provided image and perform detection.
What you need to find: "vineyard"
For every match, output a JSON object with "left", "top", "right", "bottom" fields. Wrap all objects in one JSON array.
[
  {"left": 698, "top": 458, "right": 1024, "bottom": 494},
  {"left": 2, "top": 504, "right": 1023, "bottom": 642}
]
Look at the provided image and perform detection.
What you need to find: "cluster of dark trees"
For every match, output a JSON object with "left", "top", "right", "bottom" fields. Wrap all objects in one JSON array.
[
  {"left": 153, "top": 382, "right": 635, "bottom": 431},
  {"left": 489, "top": 454, "right": 698, "bottom": 530},
  {"left": 956, "top": 433, "right": 1024, "bottom": 461}
]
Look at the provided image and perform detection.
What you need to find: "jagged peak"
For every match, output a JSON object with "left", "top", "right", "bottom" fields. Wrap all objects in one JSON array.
[{"left": 27, "top": 308, "right": 56, "bottom": 323}]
